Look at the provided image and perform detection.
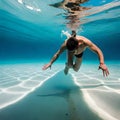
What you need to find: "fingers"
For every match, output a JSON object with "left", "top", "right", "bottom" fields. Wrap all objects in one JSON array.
[
  {"left": 42, "top": 65, "right": 48, "bottom": 70},
  {"left": 105, "top": 68, "right": 109, "bottom": 76},
  {"left": 103, "top": 70, "right": 105, "bottom": 77},
  {"left": 98, "top": 65, "right": 109, "bottom": 77},
  {"left": 42, "top": 66, "right": 46, "bottom": 70},
  {"left": 103, "top": 69, "right": 109, "bottom": 77},
  {"left": 42, "top": 64, "right": 51, "bottom": 70}
]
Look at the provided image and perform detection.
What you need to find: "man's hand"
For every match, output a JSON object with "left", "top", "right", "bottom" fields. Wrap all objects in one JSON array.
[
  {"left": 98, "top": 63, "right": 109, "bottom": 77},
  {"left": 42, "top": 63, "right": 51, "bottom": 70}
]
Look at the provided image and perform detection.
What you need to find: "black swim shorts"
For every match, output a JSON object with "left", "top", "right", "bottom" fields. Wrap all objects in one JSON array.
[{"left": 75, "top": 52, "right": 83, "bottom": 58}]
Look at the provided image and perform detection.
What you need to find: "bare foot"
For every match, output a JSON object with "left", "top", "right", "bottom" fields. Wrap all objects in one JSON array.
[
  {"left": 64, "top": 63, "right": 73, "bottom": 75},
  {"left": 64, "top": 65, "right": 69, "bottom": 75}
]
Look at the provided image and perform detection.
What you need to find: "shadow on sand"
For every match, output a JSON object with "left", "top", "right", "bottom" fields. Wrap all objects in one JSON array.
[{"left": 0, "top": 71, "right": 102, "bottom": 120}]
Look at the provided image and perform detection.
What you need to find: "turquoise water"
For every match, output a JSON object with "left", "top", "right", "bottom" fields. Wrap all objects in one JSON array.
[
  {"left": 0, "top": 0, "right": 120, "bottom": 62},
  {"left": 0, "top": 63, "right": 120, "bottom": 120},
  {"left": 0, "top": 0, "right": 120, "bottom": 120}
]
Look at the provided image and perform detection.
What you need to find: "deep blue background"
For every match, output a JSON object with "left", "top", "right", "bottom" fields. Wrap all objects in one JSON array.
[{"left": 0, "top": 0, "right": 120, "bottom": 63}]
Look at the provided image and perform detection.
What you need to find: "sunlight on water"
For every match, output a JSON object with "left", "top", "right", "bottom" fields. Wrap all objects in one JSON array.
[
  {"left": 0, "top": 63, "right": 62, "bottom": 109},
  {"left": 0, "top": 63, "right": 120, "bottom": 120},
  {"left": 18, "top": 0, "right": 41, "bottom": 12},
  {"left": 70, "top": 63, "right": 120, "bottom": 120},
  {"left": 0, "top": 0, "right": 120, "bottom": 120}
]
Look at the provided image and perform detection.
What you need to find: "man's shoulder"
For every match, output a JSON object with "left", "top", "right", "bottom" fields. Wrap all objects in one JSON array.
[
  {"left": 76, "top": 35, "right": 86, "bottom": 39},
  {"left": 76, "top": 36, "right": 92, "bottom": 46},
  {"left": 76, "top": 36, "right": 87, "bottom": 42}
]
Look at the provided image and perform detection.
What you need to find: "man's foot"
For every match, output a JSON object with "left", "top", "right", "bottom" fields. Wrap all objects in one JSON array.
[
  {"left": 64, "top": 63, "right": 73, "bottom": 75},
  {"left": 64, "top": 65, "right": 69, "bottom": 75}
]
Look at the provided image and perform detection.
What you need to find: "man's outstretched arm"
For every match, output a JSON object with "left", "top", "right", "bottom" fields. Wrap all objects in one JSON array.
[
  {"left": 42, "top": 43, "right": 66, "bottom": 70},
  {"left": 83, "top": 37, "right": 109, "bottom": 76}
]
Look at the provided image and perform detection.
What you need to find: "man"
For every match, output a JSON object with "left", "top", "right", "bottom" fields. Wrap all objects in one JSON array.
[{"left": 42, "top": 31, "right": 109, "bottom": 76}]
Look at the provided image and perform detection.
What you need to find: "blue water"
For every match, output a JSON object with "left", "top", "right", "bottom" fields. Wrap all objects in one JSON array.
[
  {"left": 0, "top": 1, "right": 120, "bottom": 120},
  {"left": 0, "top": 0, "right": 120, "bottom": 63}
]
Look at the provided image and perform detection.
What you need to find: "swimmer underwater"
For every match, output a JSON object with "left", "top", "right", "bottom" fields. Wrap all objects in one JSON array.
[{"left": 42, "top": 30, "right": 109, "bottom": 77}]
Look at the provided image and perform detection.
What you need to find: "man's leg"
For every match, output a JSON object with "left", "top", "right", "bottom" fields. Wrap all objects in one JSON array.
[
  {"left": 73, "top": 57, "right": 82, "bottom": 72},
  {"left": 64, "top": 51, "right": 74, "bottom": 74}
]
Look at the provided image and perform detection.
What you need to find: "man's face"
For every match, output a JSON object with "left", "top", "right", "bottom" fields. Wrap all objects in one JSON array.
[{"left": 68, "top": 45, "right": 78, "bottom": 52}]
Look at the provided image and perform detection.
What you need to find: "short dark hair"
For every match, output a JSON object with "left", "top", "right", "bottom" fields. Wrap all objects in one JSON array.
[{"left": 66, "top": 37, "right": 78, "bottom": 51}]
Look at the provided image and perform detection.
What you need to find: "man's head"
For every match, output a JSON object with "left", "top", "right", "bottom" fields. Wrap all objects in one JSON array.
[{"left": 66, "top": 37, "right": 78, "bottom": 51}]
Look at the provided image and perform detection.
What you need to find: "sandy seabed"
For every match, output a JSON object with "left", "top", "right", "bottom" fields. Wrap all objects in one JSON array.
[{"left": 0, "top": 63, "right": 120, "bottom": 120}]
